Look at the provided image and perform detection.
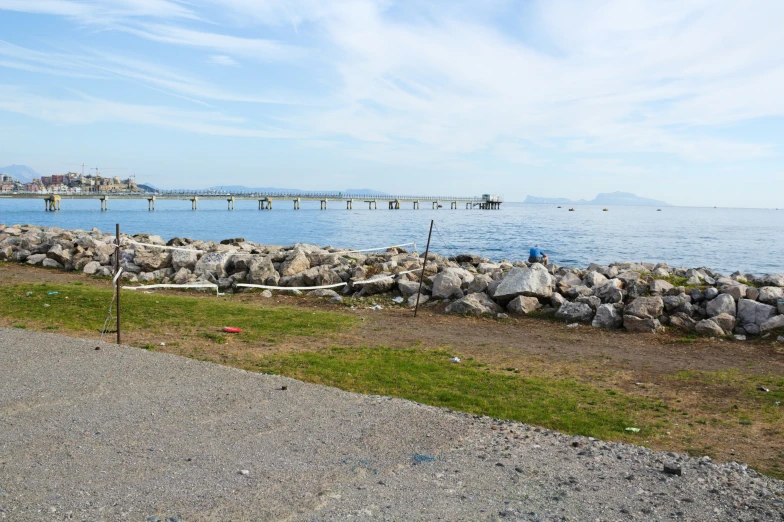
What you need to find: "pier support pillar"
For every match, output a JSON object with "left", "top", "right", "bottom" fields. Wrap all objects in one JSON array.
[
  {"left": 451, "top": 201, "right": 457, "bottom": 210},
  {"left": 191, "top": 197, "right": 198, "bottom": 210},
  {"left": 147, "top": 196, "right": 156, "bottom": 211},
  {"left": 227, "top": 197, "right": 235, "bottom": 210},
  {"left": 100, "top": 196, "right": 108, "bottom": 211},
  {"left": 346, "top": 200, "right": 353, "bottom": 210},
  {"left": 320, "top": 199, "right": 328, "bottom": 210},
  {"left": 432, "top": 201, "right": 438, "bottom": 209},
  {"left": 44, "top": 196, "right": 60, "bottom": 211},
  {"left": 293, "top": 198, "right": 300, "bottom": 210}
]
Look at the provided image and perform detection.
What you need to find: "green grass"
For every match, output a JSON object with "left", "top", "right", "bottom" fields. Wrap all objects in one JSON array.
[
  {"left": 244, "top": 346, "right": 664, "bottom": 440},
  {"left": 0, "top": 282, "right": 354, "bottom": 341}
]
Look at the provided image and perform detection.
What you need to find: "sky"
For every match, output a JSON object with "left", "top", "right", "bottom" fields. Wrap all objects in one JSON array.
[{"left": 0, "top": 0, "right": 783, "bottom": 207}]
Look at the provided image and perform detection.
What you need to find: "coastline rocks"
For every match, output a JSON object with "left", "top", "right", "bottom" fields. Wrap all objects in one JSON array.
[
  {"left": 591, "top": 304, "right": 623, "bottom": 329},
  {"left": 445, "top": 293, "right": 502, "bottom": 316},
  {"left": 759, "top": 274, "right": 784, "bottom": 287},
  {"left": 761, "top": 315, "right": 784, "bottom": 333},
  {"left": 623, "top": 316, "right": 663, "bottom": 334},
  {"left": 493, "top": 265, "right": 554, "bottom": 303},
  {"left": 582, "top": 271, "right": 607, "bottom": 288},
  {"left": 555, "top": 302, "right": 594, "bottom": 323},
  {"left": 650, "top": 279, "right": 674, "bottom": 294},
  {"left": 713, "top": 313, "right": 736, "bottom": 335},
  {"left": 737, "top": 299, "right": 777, "bottom": 331},
  {"left": 507, "top": 296, "right": 542, "bottom": 315},
  {"left": 171, "top": 249, "right": 199, "bottom": 271},
  {"left": 397, "top": 280, "right": 422, "bottom": 298},
  {"left": 624, "top": 297, "right": 664, "bottom": 320},
  {"left": 359, "top": 274, "right": 395, "bottom": 295},
  {"left": 194, "top": 252, "right": 232, "bottom": 279},
  {"left": 247, "top": 257, "right": 279, "bottom": 286},
  {"left": 696, "top": 319, "right": 726, "bottom": 337},
  {"left": 431, "top": 269, "right": 466, "bottom": 299},
  {"left": 280, "top": 252, "right": 310, "bottom": 277},
  {"left": 83, "top": 261, "right": 102, "bottom": 275},
  {"left": 706, "top": 293, "right": 736, "bottom": 318},
  {"left": 592, "top": 279, "right": 623, "bottom": 304},
  {"left": 758, "top": 286, "right": 784, "bottom": 305}
]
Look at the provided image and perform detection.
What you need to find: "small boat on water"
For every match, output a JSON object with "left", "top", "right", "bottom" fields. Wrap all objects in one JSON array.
[
  {"left": 568, "top": 208, "right": 575, "bottom": 211},
  {"left": 603, "top": 208, "right": 608, "bottom": 211},
  {"left": 657, "top": 209, "right": 662, "bottom": 211},
  {"left": 557, "top": 206, "right": 562, "bottom": 208}
]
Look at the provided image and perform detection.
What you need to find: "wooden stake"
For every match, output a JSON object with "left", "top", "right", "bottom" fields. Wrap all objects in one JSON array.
[{"left": 414, "top": 220, "right": 434, "bottom": 318}]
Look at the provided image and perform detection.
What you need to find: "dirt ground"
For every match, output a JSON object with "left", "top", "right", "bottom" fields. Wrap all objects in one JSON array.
[{"left": 3, "top": 263, "right": 784, "bottom": 477}]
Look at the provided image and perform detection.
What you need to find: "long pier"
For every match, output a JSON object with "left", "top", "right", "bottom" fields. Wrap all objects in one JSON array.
[{"left": 0, "top": 191, "right": 503, "bottom": 211}]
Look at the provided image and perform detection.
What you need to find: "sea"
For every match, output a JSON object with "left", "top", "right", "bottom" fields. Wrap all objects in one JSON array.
[{"left": 1, "top": 199, "right": 783, "bottom": 276}]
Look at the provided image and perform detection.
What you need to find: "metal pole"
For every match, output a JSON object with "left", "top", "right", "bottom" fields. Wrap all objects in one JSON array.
[
  {"left": 414, "top": 220, "right": 434, "bottom": 318},
  {"left": 115, "top": 223, "right": 121, "bottom": 344}
]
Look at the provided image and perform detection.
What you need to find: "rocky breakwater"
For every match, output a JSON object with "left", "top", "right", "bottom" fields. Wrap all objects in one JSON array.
[{"left": 1, "top": 224, "right": 784, "bottom": 340}]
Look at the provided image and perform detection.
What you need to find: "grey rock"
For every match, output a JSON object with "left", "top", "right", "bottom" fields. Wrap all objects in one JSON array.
[
  {"left": 575, "top": 295, "right": 601, "bottom": 311},
  {"left": 507, "top": 296, "right": 542, "bottom": 315},
  {"left": 624, "top": 316, "right": 663, "bottom": 333},
  {"left": 713, "top": 313, "right": 736, "bottom": 335},
  {"left": 407, "top": 293, "right": 429, "bottom": 307},
  {"left": 445, "top": 293, "right": 503, "bottom": 316},
  {"left": 454, "top": 253, "right": 480, "bottom": 264},
  {"left": 397, "top": 280, "right": 422, "bottom": 298},
  {"left": 689, "top": 288, "right": 704, "bottom": 303},
  {"left": 41, "top": 258, "right": 63, "bottom": 269},
  {"left": 624, "top": 297, "right": 664, "bottom": 320},
  {"left": 745, "top": 287, "right": 760, "bottom": 301},
  {"left": 745, "top": 323, "right": 761, "bottom": 336},
  {"left": 696, "top": 319, "right": 725, "bottom": 337},
  {"left": 134, "top": 250, "right": 172, "bottom": 272},
  {"left": 720, "top": 284, "right": 747, "bottom": 302},
  {"left": 760, "top": 315, "right": 784, "bottom": 333},
  {"left": 592, "top": 279, "right": 624, "bottom": 304},
  {"left": 173, "top": 267, "right": 191, "bottom": 285},
  {"left": 432, "top": 269, "right": 465, "bottom": 299},
  {"left": 706, "top": 293, "right": 736, "bottom": 318},
  {"left": 280, "top": 251, "right": 310, "bottom": 276},
  {"left": 662, "top": 294, "right": 689, "bottom": 313},
  {"left": 83, "top": 261, "right": 102, "bottom": 275},
  {"left": 261, "top": 289, "right": 273, "bottom": 298},
  {"left": 171, "top": 249, "right": 199, "bottom": 271},
  {"left": 25, "top": 253, "right": 47, "bottom": 265},
  {"left": 466, "top": 274, "right": 492, "bottom": 294},
  {"left": 703, "top": 287, "right": 719, "bottom": 300},
  {"left": 550, "top": 293, "right": 567, "bottom": 308},
  {"left": 650, "top": 279, "right": 674, "bottom": 294},
  {"left": 493, "top": 264, "right": 554, "bottom": 303},
  {"left": 759, "top": 273, "right": 784, "bottom": 287},
  {"left": 555, "top": 302, "right": 595, "bottom": 323},
  {"left": 758, "top": 286, "right": 784, "bottom": 305},
  {"left": 247, "top": 257, "right": 278, "bottom": 286},
  {"left": 308, "top": 289, "right": 341, "bottom": 298},
  {"left": 737, "top": 299, "right": 777, "bottom": 328},
  {"left": 360, "top": 274, "right": 395, "bottom": 295},
  {"left": 46, "top": 244, "right": 71, "bottom": 265},
  {"left": 194, "top": 252, "right": 232, "bottom": 279},
  {"left": 592, "top": 304, "right": 623, "bottom": 329},
  {"left": 669, "top": 314, "right": 696, "bottom": 331}
]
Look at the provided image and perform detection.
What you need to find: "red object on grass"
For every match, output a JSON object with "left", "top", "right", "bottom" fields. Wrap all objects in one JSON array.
[{"left": 223, "top": 327, "right": 243, "bottom": 333}]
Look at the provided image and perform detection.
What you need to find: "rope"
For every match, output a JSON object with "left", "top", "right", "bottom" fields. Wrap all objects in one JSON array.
[
  {"left": 122, "top": 282, "right": 220, "bottom": 296},
  {"left": 122, "top": 239, "right": 417, "bottom": 256},
  {"left": 332, "top": 242, "right": 416, "bottom": 254},
  {"left": 432, "top": 223, "right": 461, "bottom": 260},
  {"left": 99, "top": 286, "right": 117, "bottom": 343},
  {"left": 352, "top": 268, "right": 421, "bottom": 285},
  {"left": 236, "top": 282, "right": 347, "bottom": 291}
]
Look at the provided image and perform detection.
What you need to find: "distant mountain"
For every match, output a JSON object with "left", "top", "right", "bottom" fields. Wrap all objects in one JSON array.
[
  {"left": 0, "top": 164, "right": 40, "bottom": 182},
  {"left": 524, "top": 191, "right": 671, "bottom": 207}
]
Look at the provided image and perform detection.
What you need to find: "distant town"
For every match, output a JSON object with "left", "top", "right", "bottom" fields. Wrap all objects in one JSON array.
[{"left": 0, "top": 171, "right": 138, "bottom": 194}]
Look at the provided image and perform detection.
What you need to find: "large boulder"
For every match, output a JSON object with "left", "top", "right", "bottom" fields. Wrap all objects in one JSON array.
[
  {"left": 359, "top": 274, "right": 395, "bottom": 295},
  {"left": 662, "top": 294, "right": 690, "bottom": 313},
  {"left": 280, "top": 251, "right": 310, "bottom": 276},
  {"left": 759, "top": 274, "right": 784, "bottom": 287},
  {"left": 720, "top": 284, "right": 747, "bottom": 302},
  {"left": 493, "top": 265, "right": 554, "bottom": 303},
  {"left": 445, "top": 293, "right": 503, "bottom": 316},
  {"left": 713, "top": 313, "right": 736, "bottom": 335},
  {"left": 582, "top": 271, "right": 607, "bottom": 288},
  {"left": 193, "top": 252, "right": 232, "bottom": 279},
  {"left": 624, "top": 297, "right": 664, "bottom": 320},
  {"left": 507, "top": 296, "right": 542, "bottom": 315},
  {"left": 706, "top": 293, "right": 736, "bottom": 317},
  {"left": 247, "top": 256, "right": 278, "bottom": 285},
  {"left": 397, "top": 280, "right": 422, "bottom": 298},
  {"left": 669, "top": 313, "right": 697, "bottom": 331},
  {"left": 696, "top": 319, "right": 726, "bottom": 337},
  {"left": 592, "top": 279, "right": 624, "bottom": 304},
  {"left": 42, "top": 258, "right": 63, "bottom": 269},
  {"left": 737, "top": 299, "right": 777, "bottom": 329},
  {"left": 650, "top": 279, "right": 674, "bottom": 294},
  {"left": 171, "top": 249, "right": 199, "bottom": 271},
  {"left": 466, "top": 274, "right": 492, "bottom": 294},
  {"left": 592, "top": 304, "right": 623, "bottom": 329},
  {"left": 431, "top": 269, "right": 465, "bottom": 299},
  {"left": 758, "top": 286, "right": 784, "bottom": 305},
  {"left": 46, "top": 244, "right": 71, "bottom": 265},
  {"left": 302, "top": 266, "right": 343, "bottom": 287},
  {"left": 83, "top": 260, "right": 102, "bottom": 275},
  {"left": 25, "top": 253, "right": 47, "bottom": 266},
  {"left": 761, "top": 315, "right": 784, "bottom": 333},
  {"left": 555, "top": 302, "right": 595, "bottom": 323},
  {"left": 133, "top": 250, "right": 172, "bottom": 272},
  {"left": 624, "top": 316, "right": 663, "bottom": 333}
]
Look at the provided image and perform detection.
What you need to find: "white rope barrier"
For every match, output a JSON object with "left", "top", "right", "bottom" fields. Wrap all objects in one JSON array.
[
  {"left": 236, "top": 282, "right": 347, "bottom": 291},
  {"left": 122, "top": 282, "right": 220, "bottom": 296},
  {"left": 351, "top": 268, "right": 421, "bottom": 285},
  {"left": 333, "top": 242, "right": 417, "bottom": 254}
]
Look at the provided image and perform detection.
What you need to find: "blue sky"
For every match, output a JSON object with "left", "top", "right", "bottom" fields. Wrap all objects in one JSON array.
[{"left": 0, "top": 0, "right": 782, "bottom": 207}]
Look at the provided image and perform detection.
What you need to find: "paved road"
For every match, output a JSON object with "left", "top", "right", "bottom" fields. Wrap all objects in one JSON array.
[{"left": 1, "top": 328, "right": 782, "bottom": 521}]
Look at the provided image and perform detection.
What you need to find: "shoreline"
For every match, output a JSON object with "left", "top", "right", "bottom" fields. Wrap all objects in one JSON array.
[{"left": 2, "top": 223, "right": 783, "bottom": 340}]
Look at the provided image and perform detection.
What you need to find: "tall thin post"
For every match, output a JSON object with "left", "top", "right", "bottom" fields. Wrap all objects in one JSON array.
[
  {"left": 115, "top": 223, "right": 121, "bottom": 344},
  {"left": 414, "top": 220, "right": 434, "bottom": 318}
]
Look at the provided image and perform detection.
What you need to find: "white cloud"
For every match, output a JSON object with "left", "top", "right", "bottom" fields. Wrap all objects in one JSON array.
[{"left": 208, "top": 55, "right": 239, "bottom": 67}]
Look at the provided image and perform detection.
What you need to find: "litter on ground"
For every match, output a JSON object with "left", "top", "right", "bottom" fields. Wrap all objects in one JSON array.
[
  {"left": 450, "top": 357, "right": 461, "bottom": 363},
  {"left": 625, "top": 427, "right": 641, "bottom": 433}
]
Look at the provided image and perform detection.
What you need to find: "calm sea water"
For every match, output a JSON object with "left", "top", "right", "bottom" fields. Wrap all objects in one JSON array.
[{"left": 1, "top": 198, "right": 782, "bottom": 275}]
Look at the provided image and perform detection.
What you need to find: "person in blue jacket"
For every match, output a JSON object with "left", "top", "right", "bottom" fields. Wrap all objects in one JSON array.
[{"left": 528, "top": 245, "right": 548, "bottom": 265}]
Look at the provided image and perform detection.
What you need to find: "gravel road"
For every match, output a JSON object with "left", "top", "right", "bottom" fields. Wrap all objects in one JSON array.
[{"left": 1, "top": 328, "right": 782, "bottom": 521}]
